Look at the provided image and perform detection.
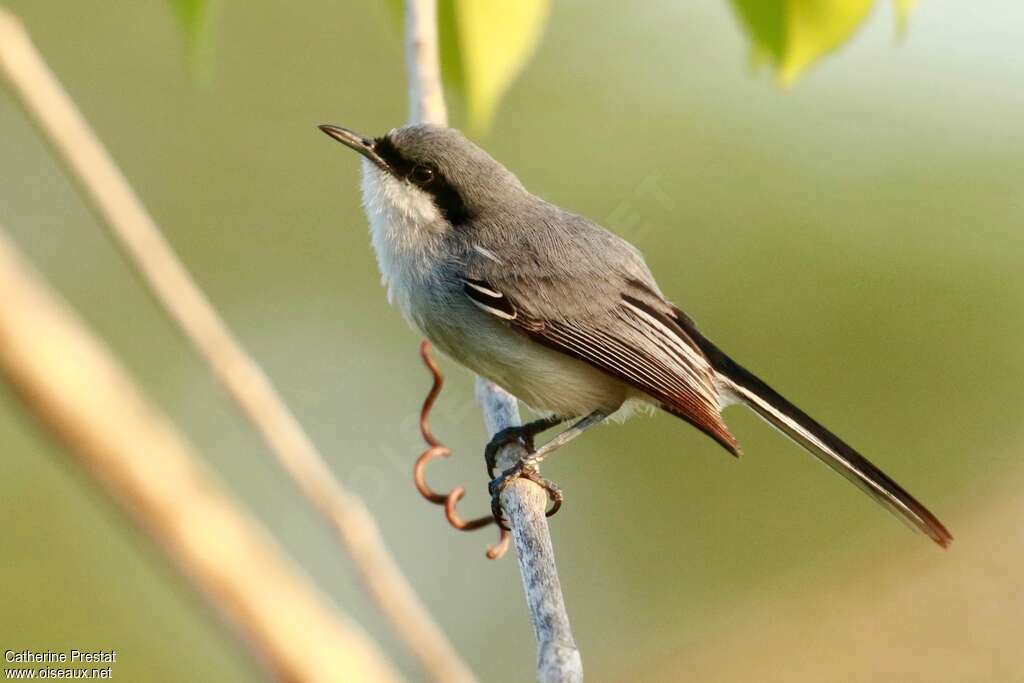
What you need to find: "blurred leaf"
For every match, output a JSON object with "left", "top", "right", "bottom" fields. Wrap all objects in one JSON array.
[
  {"left": 894, "top": 0, "right": 917, "bottom": 39},
  {"left": 167, "top": 0, "right": 218, "bottom": 79},
  {"left": 730, "top": 0, "right": 874, "bottom": 85},
  {"left": 444, "top": 0, "right": 550, "bottom": 131},
  {"left": 384, "top": 1, "right": 549, "bottom": 131},
  {"left": 436, "top": 0, "right": 465, "bottom": 110},
  {"left": 169, "top": 0, "right": 206, "bottom": 40}
]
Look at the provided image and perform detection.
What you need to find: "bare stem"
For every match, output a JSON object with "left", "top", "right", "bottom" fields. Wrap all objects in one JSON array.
[
  {"left": 0, "top": 9, "right": 472, "bottom": 683},
  {"left": 477, "top": 380, "right": 584, "bottom": 683},
  {"left": 403, "top": 0, "right": 583, "bottom": 679},
  {"left": 405, "top": 0, "right": 448, "bottom": 126},
  {"left": 0, "top": 229, "right": 404, "bottom": 683}
]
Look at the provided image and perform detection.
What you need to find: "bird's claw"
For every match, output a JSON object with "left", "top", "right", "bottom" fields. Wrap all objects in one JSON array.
[
  {"left": 484, "top": 426, "right": 537, "bottom": 478},
  {"left": 488, "top": 460, "right": 563, "bottom": 531}
]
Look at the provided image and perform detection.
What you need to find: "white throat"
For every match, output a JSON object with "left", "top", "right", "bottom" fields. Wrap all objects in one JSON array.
[{"left": 359, "top": 161, "right": 447, "bottom": 327}]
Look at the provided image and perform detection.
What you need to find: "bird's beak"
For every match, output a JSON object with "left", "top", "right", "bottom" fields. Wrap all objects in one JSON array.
[{"left": 318, "top": 124, "right": 388, "bottom": 172}]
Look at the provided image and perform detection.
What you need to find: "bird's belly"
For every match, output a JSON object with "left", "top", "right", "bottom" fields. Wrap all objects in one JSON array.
[{"left": 424, "top": 308, "right": 628, "bottom": 418}]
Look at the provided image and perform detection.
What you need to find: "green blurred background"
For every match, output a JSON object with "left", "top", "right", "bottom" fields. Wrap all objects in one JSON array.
[{"left": 2, "top": 1, "right": 1022, "bottom": 681}]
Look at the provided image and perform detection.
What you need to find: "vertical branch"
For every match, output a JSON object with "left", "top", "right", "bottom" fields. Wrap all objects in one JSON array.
[
  {"left": 0, "top": 229, "right": 404, "bottom": 683},
  {"left": 0, "top": 9, "right": 473, "bottom": 683},
  {"left": 477, "top": 381, "right": 584, "bottom": 683},
  {"left": 405, "top": 0, "right": 448, "bottom": 126},
  {"left": 403, "top": 1, "right": 583, "bottom": 680}
]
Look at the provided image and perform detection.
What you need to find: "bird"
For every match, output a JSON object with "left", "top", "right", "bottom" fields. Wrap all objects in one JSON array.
[{"left": 318, "top": 122, "right": 952, "bottom": 547}]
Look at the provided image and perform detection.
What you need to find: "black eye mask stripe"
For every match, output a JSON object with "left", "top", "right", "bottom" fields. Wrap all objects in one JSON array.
[
  {"left": 374, "top": 136, "right": 471, "bottom": 226},
  {"left": 373, "top": 136, "right": 412, "bottom": 175}
]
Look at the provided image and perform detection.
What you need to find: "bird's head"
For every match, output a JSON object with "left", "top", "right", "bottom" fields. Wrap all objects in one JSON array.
[{"left": 319, "top": 123, "right": 525, "bottom": 233}]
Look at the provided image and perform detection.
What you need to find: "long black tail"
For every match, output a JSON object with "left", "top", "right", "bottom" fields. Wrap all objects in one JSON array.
[{"left": 687, "top": 326, "right": 952, "bottom": 547}]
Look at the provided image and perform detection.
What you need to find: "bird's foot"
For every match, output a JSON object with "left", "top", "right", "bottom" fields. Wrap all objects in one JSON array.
[
  {"left": 484, "top": 425, "right": 538, "bottom": 478},
  {"left": 488, "top": 459, "right": 563, "bottom": 531}
]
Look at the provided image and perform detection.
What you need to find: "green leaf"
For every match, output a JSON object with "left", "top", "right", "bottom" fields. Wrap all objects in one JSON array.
[
  {"left": 444, "top": 0, "right": 550, "bottom": 132},
  {"left": 167, "top": 0, "right": 218, "bottom": 78},
  {"left": 730, "top": 0, "right": 875, "bottom": 85}
]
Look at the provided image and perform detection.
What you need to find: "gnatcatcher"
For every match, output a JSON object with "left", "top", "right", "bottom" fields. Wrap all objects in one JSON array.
[{"left": 319, "top": 123, "right": 951, "bottom": 547}]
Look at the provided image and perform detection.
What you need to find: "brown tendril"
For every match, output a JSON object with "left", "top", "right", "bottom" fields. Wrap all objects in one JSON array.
[{"left": 414, "top": 340, "right": 510, "bottom": 560}]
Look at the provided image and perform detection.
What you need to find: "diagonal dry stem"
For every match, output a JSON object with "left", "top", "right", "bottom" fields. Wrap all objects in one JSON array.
[
  {"left": 0, "top": 229, "right": 404, "bottom": 683},
  {"left": 0, "top": 9, "right": 473, "bottom": 683}
]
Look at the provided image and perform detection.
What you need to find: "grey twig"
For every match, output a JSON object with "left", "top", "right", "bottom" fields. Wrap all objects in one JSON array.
[
  {"left": 477, "top": 380, "right": 584, "bottom": 683},
  {"left": 405, "top": 0, "right": 448, "bottom": 126},
  {"left": 403, "top": 0, "right": 583, "bottom": 678}
]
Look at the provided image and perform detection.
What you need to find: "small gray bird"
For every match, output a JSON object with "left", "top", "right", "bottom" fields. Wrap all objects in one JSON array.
[{"left": 319, "top": 122, "right": 951, "bottom": 547}]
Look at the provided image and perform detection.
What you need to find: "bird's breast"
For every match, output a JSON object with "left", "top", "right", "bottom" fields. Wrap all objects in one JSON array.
[
  {"left": 358, "top": 163, "right": 630, "bottom": 417},
  {"left": 417, "top": 292, "right": 631, "bottom": 418}
]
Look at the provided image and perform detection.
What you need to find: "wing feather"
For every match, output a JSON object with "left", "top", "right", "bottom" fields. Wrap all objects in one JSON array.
[
  {"left": 461, "top": 270, "right": 739, "bottom": 454},
  {"left": 461, "top": 277, "right": 516, "bottom": 319}
]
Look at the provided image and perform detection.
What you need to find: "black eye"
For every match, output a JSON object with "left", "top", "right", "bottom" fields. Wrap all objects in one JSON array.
[{"left": 410, "top": 165, "right": 435, "bottom": 185}]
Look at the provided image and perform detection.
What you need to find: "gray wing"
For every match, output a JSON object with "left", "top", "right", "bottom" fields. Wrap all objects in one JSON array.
[{"left": 459, "top": 212, "right": 739, "bottom": 454}]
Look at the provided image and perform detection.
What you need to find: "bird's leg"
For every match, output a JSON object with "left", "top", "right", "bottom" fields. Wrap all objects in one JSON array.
[
  {"left": 484, "top": 414, "right": 566, "bottom": 478},
  {"left": 521, "top": 410, "right": 608, "bottom": 468},
  {"left": 489, "top": 410, "right": 608, "bottom": 529}
]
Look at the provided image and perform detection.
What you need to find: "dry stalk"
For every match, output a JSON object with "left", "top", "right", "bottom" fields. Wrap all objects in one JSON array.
[
  {"left": 0, "top": 9, "right": 473, "bottom": 682},
  {"left": 0, "top": 229, "right": 404, "bottom": 683}
]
